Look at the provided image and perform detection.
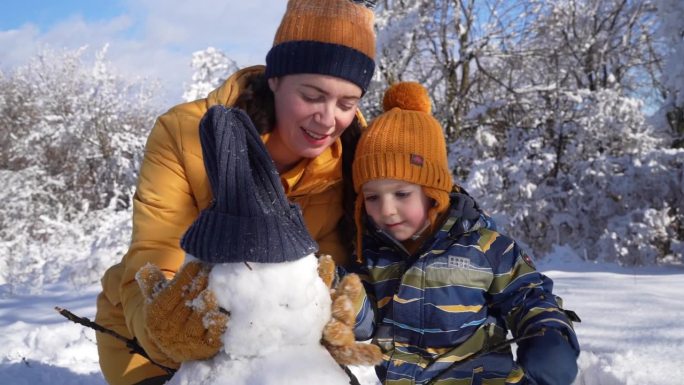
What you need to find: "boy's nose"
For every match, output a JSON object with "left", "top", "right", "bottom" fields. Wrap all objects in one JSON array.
[{"left": 380, "top": 200, "right": 396, "bottom": 216}]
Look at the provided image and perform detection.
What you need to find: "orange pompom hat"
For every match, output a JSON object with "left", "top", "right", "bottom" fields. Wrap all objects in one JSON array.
[{"left": 352, "top": 82, "right": 453, "bottom": 259}]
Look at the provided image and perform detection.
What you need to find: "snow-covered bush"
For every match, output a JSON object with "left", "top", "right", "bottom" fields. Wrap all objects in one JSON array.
[
  {"left": 460, "top": 89, "right": 684, "bottom": 265},
  {"left": 0, "top": 178, "right": 133, "bottom": 294},
  {"left": 0, "top": 46, "right": 161, "bottom": 293}
]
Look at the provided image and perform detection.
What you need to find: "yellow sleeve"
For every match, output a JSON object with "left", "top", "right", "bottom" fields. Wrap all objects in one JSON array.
[
  {"left": 304, "top": 183, "right": 350, "bottom": 267},
  {"left": 317, "top": 220, "right": 349, "bottom": 267},
  {"left": 119, "top": 111, "right": 200, "bottom": 367}
]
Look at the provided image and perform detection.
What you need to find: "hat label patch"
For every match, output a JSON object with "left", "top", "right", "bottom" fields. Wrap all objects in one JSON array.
[{"left": 410, "top": 154, "right": 424, "bottom": 167}]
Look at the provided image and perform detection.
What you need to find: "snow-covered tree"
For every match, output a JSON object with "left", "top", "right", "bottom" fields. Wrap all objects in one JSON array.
[
  {"left": 369, "top": 0, "right": 682, "bottom": 265},
  {"left": 655, "top": 0, "right": 684, "bottom": 145},
  {"left": 182, "top": 47, "right": 238, "bottom": 102},
  {"left": 367, "top": 0, "right": 538, "bottom": 141}
]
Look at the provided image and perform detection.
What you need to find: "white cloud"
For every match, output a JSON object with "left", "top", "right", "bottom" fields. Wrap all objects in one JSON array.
[
  {"left": 0, "top": 24, "right": 42, "bottom": 66},
  {"left": 0, "top": 0, "right": 287, "bottom": 103}
]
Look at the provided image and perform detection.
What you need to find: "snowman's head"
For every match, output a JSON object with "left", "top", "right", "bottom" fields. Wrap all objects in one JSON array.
[{"left": 210, "top": 253, "right": 331, "bottom": 356}]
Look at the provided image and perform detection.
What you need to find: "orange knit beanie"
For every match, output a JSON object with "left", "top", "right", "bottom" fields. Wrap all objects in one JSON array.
[
  {"left": 265, "top": 0, "right": 376, "bottom": 93},
  {"left": 352, "top": 82, "right": 453, "bottom": 259}
]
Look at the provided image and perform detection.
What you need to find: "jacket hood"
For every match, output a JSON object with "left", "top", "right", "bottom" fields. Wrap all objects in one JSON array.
[
  {"left": 443, "top": 189, "right": 496, "bottom": 239},
  {"left": 205, "top": 65, "right": 266, "bottom": 108}
]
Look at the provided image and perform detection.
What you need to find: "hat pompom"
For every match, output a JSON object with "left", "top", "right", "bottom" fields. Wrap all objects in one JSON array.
[{"left": 382, "top": 82, "right": 431, "bottom": 114}]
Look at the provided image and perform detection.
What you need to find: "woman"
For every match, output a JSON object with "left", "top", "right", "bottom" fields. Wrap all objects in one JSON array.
[{"left": 95, "top": 1, "right": 377, "bottom": 384}]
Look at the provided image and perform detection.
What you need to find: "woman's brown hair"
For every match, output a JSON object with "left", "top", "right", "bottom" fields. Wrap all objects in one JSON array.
[{"left": 234, "top": 73, "right": 362, "bottom": 260}]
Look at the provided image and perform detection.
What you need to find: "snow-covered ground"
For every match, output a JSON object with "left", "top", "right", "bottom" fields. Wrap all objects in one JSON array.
[{"left": 1, "top": 254, "right": 683, "bottom": 385}]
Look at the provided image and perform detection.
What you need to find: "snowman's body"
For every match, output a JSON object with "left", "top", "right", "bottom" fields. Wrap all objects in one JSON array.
[{"left": 166, "top": 254, "right": 351, "bottom": 385}]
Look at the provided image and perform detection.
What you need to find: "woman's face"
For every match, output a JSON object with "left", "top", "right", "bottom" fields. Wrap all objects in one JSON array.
[{"left": 268, "top": 74, "right": 362, "bottom": 171}]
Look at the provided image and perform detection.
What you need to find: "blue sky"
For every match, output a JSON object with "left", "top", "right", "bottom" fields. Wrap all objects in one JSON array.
[
  {"left": 0, "top": 1, "right": 286, "bottom": 102},
  {"left": 0, "top": 1, "right": 126, "bottom": 30}
]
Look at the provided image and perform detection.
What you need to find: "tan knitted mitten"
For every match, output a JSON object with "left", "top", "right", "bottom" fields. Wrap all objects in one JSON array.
[
  {"left": 136, "top": 260, "right": 228, "bottom": 362},
  {"left": 317, "top": 254, "right": 383, "bottom": 366}
]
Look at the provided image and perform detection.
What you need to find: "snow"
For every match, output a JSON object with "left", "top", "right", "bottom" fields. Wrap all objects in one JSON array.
[
  {"left": 539, "top": 258, "right": 684, "bottom": 385},
  {"left": 1, "top": 248, "right": 683, "bottom": 385}
]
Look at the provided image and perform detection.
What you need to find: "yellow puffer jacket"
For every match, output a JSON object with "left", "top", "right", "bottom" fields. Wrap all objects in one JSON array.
[{"left": 95, "top": 65, "right": 353, "bottom": 385}]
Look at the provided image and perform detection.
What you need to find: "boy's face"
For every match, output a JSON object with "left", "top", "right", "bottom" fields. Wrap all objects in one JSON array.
[{"left": 361, "top": 179, "right": 431, "bottom": 242}]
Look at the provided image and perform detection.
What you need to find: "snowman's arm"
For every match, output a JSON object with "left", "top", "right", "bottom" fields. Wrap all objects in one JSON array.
[
  {"left": 338, "top": 266, "right": 376, "bottom": 340},
  {"left": 136, "top": 261, "right": 229, "bottom": 362},
  {"left": 322, "top": 273, "right": 383, "bottom": 366}
]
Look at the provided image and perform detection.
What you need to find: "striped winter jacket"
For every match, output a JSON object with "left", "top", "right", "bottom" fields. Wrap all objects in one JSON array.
[{"left": 350, "top": 193, "right": 580, "bottom": 385}]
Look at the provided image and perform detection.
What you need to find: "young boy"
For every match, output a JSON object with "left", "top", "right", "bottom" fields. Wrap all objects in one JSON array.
[{"left": 348, "top": 82, "right": 580, "bottom": 385}]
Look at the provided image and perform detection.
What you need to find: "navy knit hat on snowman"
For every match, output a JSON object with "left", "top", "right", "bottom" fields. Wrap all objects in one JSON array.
[{"left": 180, "top": 105, "right": 318, "bottom": 263}]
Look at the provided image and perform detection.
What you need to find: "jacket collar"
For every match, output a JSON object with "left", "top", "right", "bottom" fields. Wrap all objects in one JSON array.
[
  {"left": 365, "top": 190, "right": 494, "bottom": 258},
  {"left": 263, "top": 133, "right": 343, "bottom": 197},
  {"left": 443, "top": 190, "right": 495, "bottom": 240}
]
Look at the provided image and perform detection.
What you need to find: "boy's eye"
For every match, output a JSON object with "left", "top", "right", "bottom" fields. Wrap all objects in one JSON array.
[
  {"left": 364, "top": 195, "right": 378, "bottom": 202},
  {"left": 395, "top": 191, "right": 411, "bottom": 198}
]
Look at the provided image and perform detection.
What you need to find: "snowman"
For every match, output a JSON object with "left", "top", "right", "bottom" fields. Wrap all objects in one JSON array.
[{"left": 137, "top": 106, "right": 380, "bottom": 385}]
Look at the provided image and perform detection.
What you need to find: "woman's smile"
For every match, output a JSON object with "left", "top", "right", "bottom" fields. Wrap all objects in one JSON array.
[{"left": 301, "top": 127, "right": 329, "bottom": 142}]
